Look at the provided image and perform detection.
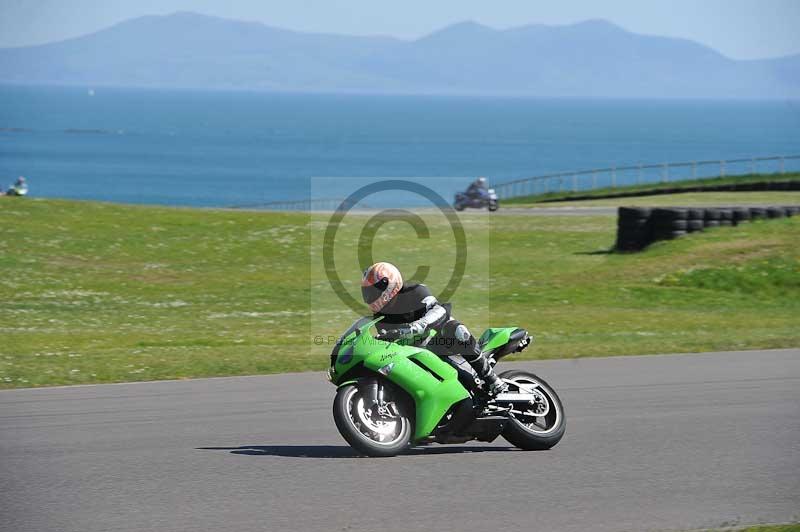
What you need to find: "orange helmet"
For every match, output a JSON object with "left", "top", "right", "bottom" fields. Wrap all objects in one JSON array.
[{"left": 361, "top": 262, "right": 403, "bottom": 313}]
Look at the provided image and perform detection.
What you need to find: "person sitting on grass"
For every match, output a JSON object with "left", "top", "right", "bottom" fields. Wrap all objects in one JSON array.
[{"left": 5, "top": 176, "right": 28, "bottom": 196}]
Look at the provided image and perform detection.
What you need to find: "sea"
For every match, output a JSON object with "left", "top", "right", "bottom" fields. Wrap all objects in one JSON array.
[{"left": 1, "top": 85, "right": 799, "bottom": 208}]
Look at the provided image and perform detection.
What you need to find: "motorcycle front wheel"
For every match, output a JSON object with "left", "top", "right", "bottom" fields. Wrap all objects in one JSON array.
[
  {"left": 499, "top": 370, "right": 565, "bottom": 450},
  {"left": 332, "top": 382, "right": 412, "bottom": 457}
]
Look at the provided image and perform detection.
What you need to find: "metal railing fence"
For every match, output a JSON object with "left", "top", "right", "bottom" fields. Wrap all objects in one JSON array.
[
  {"left": 492, "top": 155, "right": 800, "bottom": 200},
  {"left": 231, "top": 155, "right": 800, "bottom": 210}
]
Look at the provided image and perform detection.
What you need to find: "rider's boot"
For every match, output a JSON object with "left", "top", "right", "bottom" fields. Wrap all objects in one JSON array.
[
  {"left": 464, "top": 343, "right": 508, "bottom": 396},
  {"left": 448, "top": 319, "right": 508, "bottom": 396}
]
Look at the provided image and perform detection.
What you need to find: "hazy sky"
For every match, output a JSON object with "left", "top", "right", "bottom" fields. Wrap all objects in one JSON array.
[{"left": 1, "top": 0, "right": 799, "bottom": 59}]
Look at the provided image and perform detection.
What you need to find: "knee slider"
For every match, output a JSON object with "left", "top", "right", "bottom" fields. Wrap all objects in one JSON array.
[{"left": 454, "top": 324, "right": 471, "bottom": 342}]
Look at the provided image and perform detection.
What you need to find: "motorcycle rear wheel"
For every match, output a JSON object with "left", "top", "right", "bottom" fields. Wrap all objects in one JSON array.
[
  {"left": 333, "top": 382, "right": 412, "bottom": 457},
  {"left": 499, "top": 370, "right": 565, "bottom": 450}
]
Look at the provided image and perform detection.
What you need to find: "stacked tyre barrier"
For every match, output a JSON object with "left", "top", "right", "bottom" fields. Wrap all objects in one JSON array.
[{"left": 615, "top": 205, "right": 799, "bottom": 252}]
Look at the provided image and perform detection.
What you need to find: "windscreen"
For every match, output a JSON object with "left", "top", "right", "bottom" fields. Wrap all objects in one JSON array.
[{"left": 329, "top": 316, "right": 372, "bottom": 365}]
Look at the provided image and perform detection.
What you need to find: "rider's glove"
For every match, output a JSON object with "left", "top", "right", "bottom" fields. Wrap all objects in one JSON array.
[
  {"left": 379, "top": 322, "right": 424, "bottom": 341},
  {"left": 408, "top": 320, "right": 425, "bottom": 336}
]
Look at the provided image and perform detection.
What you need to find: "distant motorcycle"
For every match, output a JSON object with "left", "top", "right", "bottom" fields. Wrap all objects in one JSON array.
[{"left": 454, "top": 188, "right": 498, "bottom": 211}]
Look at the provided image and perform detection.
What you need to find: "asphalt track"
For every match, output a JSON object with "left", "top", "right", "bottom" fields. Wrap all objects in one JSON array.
[{"left": 2, "top": 349, "right": 798, "bottom": 532}]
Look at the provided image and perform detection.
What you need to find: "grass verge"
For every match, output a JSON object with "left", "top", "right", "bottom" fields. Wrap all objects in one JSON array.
[{"left": 1, "top": 197, "right": 798, "bottom": 388}]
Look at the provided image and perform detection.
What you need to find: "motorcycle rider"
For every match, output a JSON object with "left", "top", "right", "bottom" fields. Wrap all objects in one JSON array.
[
  {"left": 465, "top": 176, "right": 488, "bottom": 199},
  {"left": 361, "top": 261, "right": 508, "bottom": 396}
]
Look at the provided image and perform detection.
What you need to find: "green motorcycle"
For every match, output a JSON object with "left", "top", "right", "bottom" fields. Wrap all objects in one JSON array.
[{"left": 328, "top": 316, "right": 565, "bottom": 457}]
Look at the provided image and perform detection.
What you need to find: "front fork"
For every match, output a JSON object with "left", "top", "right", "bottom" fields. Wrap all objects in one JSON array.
[{"left": 358, "top": 379, "right": 400, "bottom": 418}]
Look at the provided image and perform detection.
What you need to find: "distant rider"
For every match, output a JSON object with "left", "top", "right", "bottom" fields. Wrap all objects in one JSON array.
[
  {"left": 361, "top": 262, "right": 508, "bottom": 396},
  {"left": 465, "top": 176, "right": 488, "bottom": 199},
  {"left": 6, "top": 176, "right": 28, "bottom": 196}
]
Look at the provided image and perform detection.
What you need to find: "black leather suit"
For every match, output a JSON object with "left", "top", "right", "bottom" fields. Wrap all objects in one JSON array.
[{"left": 374, "top": 283, "right": 499, "bottom": 390}]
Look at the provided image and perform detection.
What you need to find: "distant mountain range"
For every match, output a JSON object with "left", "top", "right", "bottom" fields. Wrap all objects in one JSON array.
[{"left": 1, "top": 12, "right": 798, "bottom": 98}]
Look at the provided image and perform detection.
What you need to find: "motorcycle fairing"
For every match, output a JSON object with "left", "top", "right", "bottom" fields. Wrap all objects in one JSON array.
[
  {"left": 478, "top": 327, "right": 530, "bottom": 358},
  {"left": 330, "top": 317, "right": 470, "bottom": 440}
]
